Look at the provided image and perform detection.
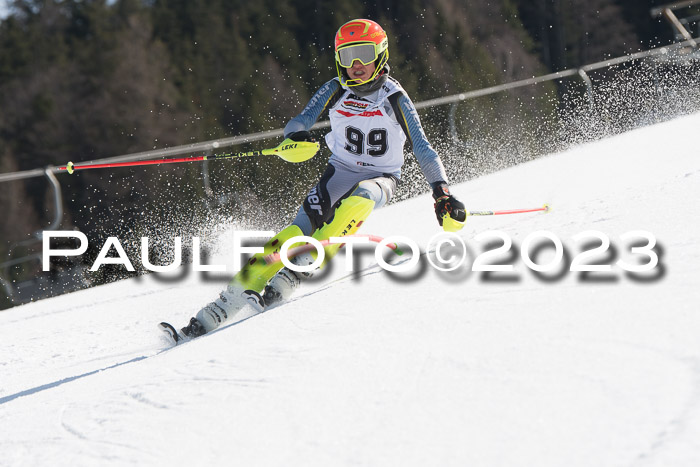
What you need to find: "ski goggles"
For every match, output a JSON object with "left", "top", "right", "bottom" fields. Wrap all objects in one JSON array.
[{"left": 336, "top": 43, "right": 380, "bottom": 68}]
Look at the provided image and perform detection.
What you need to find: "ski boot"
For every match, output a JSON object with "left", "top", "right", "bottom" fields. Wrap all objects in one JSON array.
[
  {"left": 194, "top": 283, "right": 255, "bottom": 333},
  {"left": 259, "top": 251, "right": 317, "bottom": 310}
]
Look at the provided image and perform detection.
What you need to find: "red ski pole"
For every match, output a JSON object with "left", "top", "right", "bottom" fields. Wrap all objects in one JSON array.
[
  {"left": 263, "top": 234, "right": 403, "bottom": 265},
  {"left": 58, "top": 139, "right": 320, "bottom": 174},
  {"left": 467, "top": 204, "right": 551, "bottom": 217}
]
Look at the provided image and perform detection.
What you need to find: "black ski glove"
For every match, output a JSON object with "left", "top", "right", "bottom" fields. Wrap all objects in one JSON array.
[
  {"left": 286, "top": 130, "right": 316, "bottom": 143},
  {"left": 432, "top": 182, "right": 466, "bottom": 229}
]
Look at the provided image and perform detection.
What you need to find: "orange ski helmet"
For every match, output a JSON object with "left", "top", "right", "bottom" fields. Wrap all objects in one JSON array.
[{"left": 334, "top": 19, "right": 389, "bottom": 87}]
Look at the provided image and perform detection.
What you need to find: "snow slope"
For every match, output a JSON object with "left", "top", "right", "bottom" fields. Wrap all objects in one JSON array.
[{"left": 1, "top": 112, "right": 700, "bottom": 467}]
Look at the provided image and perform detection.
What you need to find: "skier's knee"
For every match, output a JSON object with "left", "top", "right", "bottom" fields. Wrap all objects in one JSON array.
[
  {"left": 351, "top": 181, "right": 377, "bottom": 201},
  {"left": 351, "top": 178, "right": 395, "bottom": 208}
]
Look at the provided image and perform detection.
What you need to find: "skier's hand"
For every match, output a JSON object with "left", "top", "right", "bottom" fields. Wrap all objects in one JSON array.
[
  {"left": 287, "top": 130, "right": 316, "bottom": 143},
  {"left": 432, "top": 182, "right": 466, "bottom": 232}
]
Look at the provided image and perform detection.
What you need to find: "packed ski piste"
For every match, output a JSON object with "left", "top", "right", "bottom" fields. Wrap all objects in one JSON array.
[{"left": 160, "top": 19, "right": 473, "bottom": 344}]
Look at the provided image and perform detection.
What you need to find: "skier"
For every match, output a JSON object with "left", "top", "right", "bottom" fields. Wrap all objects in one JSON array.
[{"left": 175, "top": 18, "right": 466, "bottom": 339}]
